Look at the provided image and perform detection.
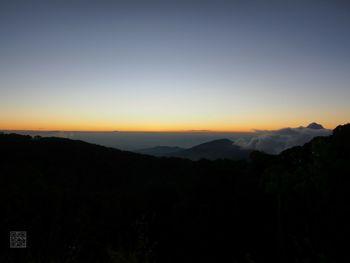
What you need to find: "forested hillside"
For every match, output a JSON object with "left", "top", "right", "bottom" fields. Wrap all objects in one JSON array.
[{"left": 1, "top": 124, "right": 349, "bottom": 262}]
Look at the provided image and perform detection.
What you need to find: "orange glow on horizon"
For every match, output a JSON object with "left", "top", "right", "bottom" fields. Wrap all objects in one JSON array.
[
  {"left": 0, "top": 120, "right": 338, "bottom": 133},
  {"left": 0, "top": 109, "right": 343, "bottom": 133}
]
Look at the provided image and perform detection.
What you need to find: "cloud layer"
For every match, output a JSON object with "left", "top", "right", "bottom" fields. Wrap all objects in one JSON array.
[{"left": 234, "top": 124, "right": 332, "bottom": 154}]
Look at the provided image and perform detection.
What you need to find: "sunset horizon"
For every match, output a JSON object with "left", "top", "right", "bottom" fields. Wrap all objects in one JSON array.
[
  {"left": 1, "top": 1, "right": 349, "bottom": 133},
  {"left": 1, "top": 1, "right": 350, "bottom": 262},
  {"left": 0, "top": 121, "right": 339, "bottom": 133}
]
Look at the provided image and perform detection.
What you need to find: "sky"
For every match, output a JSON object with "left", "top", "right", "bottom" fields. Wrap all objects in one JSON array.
[{"left": 0, "top": 0, "right": 349, "bottom": 132}]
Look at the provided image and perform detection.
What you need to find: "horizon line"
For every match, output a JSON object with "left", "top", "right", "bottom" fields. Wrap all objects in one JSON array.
[
  {"left": 1, "top": 122, "right": 337, "bottom": 133},
  {"left": 1, "top": 129, "right": 254, "bottom": 133}
]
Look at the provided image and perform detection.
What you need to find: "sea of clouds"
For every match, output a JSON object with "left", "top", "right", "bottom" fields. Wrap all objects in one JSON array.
[{"left": 234, "top": 125, "right": 332, "bottom": 154}]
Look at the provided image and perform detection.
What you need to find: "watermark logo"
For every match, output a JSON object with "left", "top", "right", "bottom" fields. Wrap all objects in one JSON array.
[{"left": 10, "top": 231, "right": 27, "bottom": 248}]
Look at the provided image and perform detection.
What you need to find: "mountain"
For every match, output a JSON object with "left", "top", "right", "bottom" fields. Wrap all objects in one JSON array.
[
  {"left": 1, "top": 124, "right": 350, "bottom": 262},
  {"left": 167, "top": 138, "right": 251, "bottom": 160},
  {"left": 136, "top": 146, "right": 185, "bottom": 157},
  {"left": 134, "top": 139, "right": 251, "bottom": 161},
  {"left": 307, "top": 122, "right": 325, "bottom": 129}
]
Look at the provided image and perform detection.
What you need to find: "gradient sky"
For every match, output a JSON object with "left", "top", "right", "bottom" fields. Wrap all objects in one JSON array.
[{"left": 1, "top": 0, "right": 349, "bottom": 131}]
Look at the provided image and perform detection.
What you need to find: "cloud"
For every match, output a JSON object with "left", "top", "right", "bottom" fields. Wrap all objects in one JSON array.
[{"left": 234, "top": 124, "right": 332, "bottom": 154}]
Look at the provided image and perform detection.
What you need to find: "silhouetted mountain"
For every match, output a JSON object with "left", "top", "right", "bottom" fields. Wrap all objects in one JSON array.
[
  {"left": 1, "top": 124, "right": 350, "bottom": 263},
  {"left": 307, "top": 122, "right": 324, "bottom": 129},
  {"left": 135, "top": 139, "right": 250, "bottom": 160},
  {"left": 167, "top": 138, "right": 251, "bottom": 160},
  {"left": 136, "top": 146, "right": 185, "bottom": 156}
]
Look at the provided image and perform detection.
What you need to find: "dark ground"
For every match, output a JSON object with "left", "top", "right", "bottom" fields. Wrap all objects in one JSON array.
[{"left": 0, "top": 124, "right": 350, "bottom": 262}]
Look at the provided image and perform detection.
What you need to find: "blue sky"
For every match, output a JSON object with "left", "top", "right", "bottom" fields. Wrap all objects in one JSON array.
[{"left": 1, "top": 0, "right": 349, "bottom": 131}]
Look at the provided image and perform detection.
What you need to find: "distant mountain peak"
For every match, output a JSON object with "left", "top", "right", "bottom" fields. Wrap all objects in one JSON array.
[
  {"left": 307, "top": 122, "right": 324, "bottom": 130},
  {"left": 135, "top": 138, "right": 250, "bottom": 161},
  {"left": 192, "top": 139, "right": 234, "bottom": 150},
  {"left": 135, "top": 146, "right": 185, "bottom": 157},
  {"left": 180, "top": 138, "right": 250, "bottom": 160},
  {"left": 201, "top": 138, "right": 233, "bottom": 145}
]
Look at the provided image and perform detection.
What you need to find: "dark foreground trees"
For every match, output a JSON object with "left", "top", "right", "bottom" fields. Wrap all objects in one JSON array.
[{"left": 0, "top": 124, "right": 349, "bottom": 262}]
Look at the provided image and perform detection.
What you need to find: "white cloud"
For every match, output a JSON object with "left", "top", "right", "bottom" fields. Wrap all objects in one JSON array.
[{"left": 234, "top": 124, "right": 331, "bottom": 154}]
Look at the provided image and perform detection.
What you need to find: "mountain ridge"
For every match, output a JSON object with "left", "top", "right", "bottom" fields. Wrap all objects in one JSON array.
[
  {"left": 306, "top": 122, "right": 324, "bottom": 129},
  {"left": 136, "top": 138, "right": 251, "bottom": 161},
  {"left": 1, "top": 124, "right": 350, "bottom": 262}
]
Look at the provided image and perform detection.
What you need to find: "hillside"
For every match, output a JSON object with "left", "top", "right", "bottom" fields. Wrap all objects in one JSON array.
[
  {"left": 137, "top": 139, "right": 251, "bottom": 160},
  {"left": 0, "top": 124, "right": 350, "bottom": 262},
  {"left": 135, "top": 146, "right": 186, "bottom": 157},
  {"left": 168, "top": 138, "right": 251, "bottom": 160}
]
